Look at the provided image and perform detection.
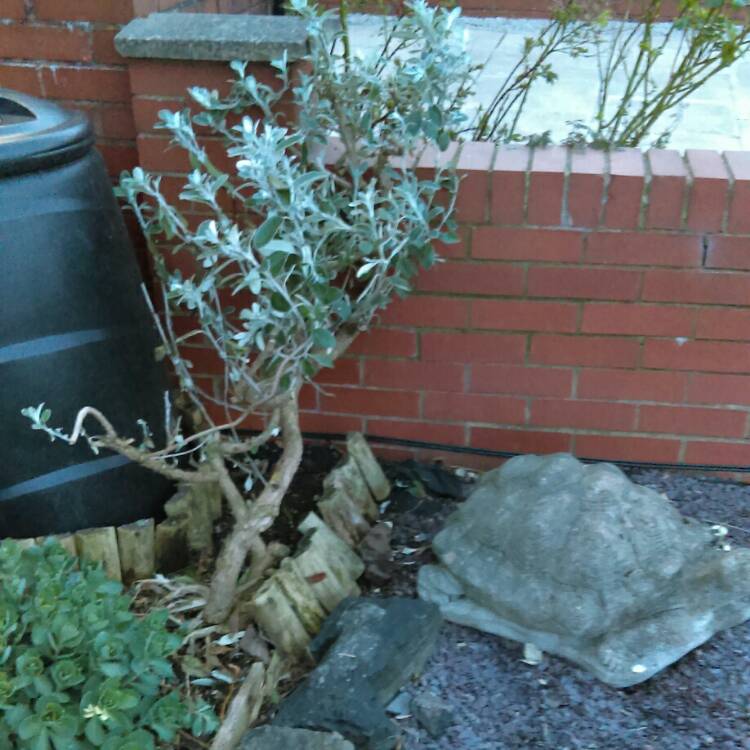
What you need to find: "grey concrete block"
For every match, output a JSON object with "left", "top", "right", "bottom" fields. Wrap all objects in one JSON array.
[{"left": 115, "top": 13, "right": 308, "bottom": 61}]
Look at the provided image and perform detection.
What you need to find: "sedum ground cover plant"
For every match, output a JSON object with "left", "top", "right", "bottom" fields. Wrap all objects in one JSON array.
[
  {"left": 0, "top": 539, "right": 217, "bottom": 750},
  {"left": 24, "top": 0, "right": 473, "bottom": 626}
]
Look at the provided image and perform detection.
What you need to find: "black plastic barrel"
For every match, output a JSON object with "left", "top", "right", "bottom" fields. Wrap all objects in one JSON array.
[{"left": 0, "top": 90, "right": 171, "bottom": 538}]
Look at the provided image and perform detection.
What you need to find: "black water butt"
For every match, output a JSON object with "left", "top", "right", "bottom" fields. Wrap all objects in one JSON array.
[{"left": 0, "top": 90, "right": 172, "bottom": 537}]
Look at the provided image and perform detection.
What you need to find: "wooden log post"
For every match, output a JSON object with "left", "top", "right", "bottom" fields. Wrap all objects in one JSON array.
[
  {"left": 74, "top": 526, "right": 122, "bottom": 581},
  {"left": 164, "top": 485, "right": 214, "bottom": 553},
  {"left": 250, "top": 577, "right": 312, "bottom": 660},
  {"left": 346, "top": 432, "right": 391, "bottom": 501},
  {"left": 155, "top": 517, "right": 189, "bottom": 573},
  {"left": 274, "top": 558, "right": 327, "bottom": 636},
  {"left": 290, "top": 529, "right": 360, "bottom": 613},
  {"left": 297, "top": 512, "right": 365, "bottom": 582},
  {"left": 117, "top": 518, "right": 156, "bottom": 584},
  {"left": 53, "top": 534, "right": 78, "bottom": 556},
  {"left": 317, "top": 491, "right": 368, "bottom": 547},
  {"left": 323, "top": 460, "right": 379, "bottom": 525}
]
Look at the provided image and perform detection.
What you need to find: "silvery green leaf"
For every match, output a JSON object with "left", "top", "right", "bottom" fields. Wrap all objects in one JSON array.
[{"left": 253, "top": 215, "right": 282, "bottom": 249}]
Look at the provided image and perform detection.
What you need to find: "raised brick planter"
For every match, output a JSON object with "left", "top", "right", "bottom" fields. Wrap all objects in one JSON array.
[{"left": 3, "top": 6, "right": 749, "bottom": 468}]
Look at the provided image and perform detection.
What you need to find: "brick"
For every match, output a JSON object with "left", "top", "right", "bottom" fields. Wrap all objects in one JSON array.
[
  {"left": 98, "top": 106, "right": 137, "bottom": 140},
  {"left": 366, "top": 444, "right": 416, "bottom": 463},
  {"left": 687, "top": 374, "right": 750, "bottom": 406},
  {"left": 299, "top": 412, "right": 364, "bottom": 435},
  {"left": 695, "top": 308, "right": 750, "bottom": 341},
  {"left": 531, "top": 334, "right": 640, "bottom": 368},
  {"left": 605, "top": 149, "right": 645, "bottom": 229},
  {"left": 578, "top": 368, "right": 686, "bottom": 403},
  {"left": 491, "top": 145, "right": 529, "bottom": 225},
  {"left": 684, "top": 441, "right": 750, "bottom": 466},
  {"left": 0, "top": 0, "right": 25, "bottom": 19},
  {"left": 133, "top": 0, "right": 158, "bottom": 11},
  {"left": 204, "top": 402, "right": 264, "bottom": 431},
  {"left": 298, "top": 384, "right": 318, "bottom": 411},
  {"left": 314, "top": 358, "right": 360, "bottom": 386},
  {"left": 364, "top": 360, "right": 464, "bottom": 392},
  {"left": 685, "top": 150, "right": 729, "bottom": 232},
  {"left": 41, "top": 67, "right": 131, "bottom": 103},
  {"left": 471, "top": 364, "right": 573, "bottom": 397},
  {"left": 0, "top": 64, "right": 41, "bottom": 95},
  {"left": 180, "top": 344, "right": 223, "bottom": 375},
  {"left": 527, "top": 146, "right": 566, "bottom": 226},
  {"left": 0, "top": 25, "right": 91, "bottom": 63},
  {"left": 725, "top": 151, "right": 750, "bottom": 233},
  {"left": 472, "top": 227, "right": 583, "bottom": 262},
  {"left": 642, "top": 270, "right": 750, "bottom": 305},
  {"left": 434, "top": 225, "right": 469, "bottom": 259},
  {"left": 96, "top": 142, "right": 139, "bottom": 176},
  {"left": 379, "top": 296, "right": 469, "bottom": 329},
  {"left": 581, "top": 303, "right": 692, "bottom": 336},
  {"left": 471, "top": 299, "right": 577, "bottom": 332},
  {"left": 416, "top": 261, "right": 525, "bottom": 296},
  {"left": 646, "top": 149, "right": 687, "bottom": 230},
  {"left": 93, "top": 30, "right": 124, "bottom": 66},
  {"left": 530, "top": 399, "right": 636, "bottom": 431},
  {"left": 706, "top": 236, "right": 750, "bottom": 271},
  {"left": 643, "top": 340, "right": 750, "bottom": 373},
  {"left": 424, "top": 392, "right": 525, "bottom": 424},
  {"left": 586, "top": 231, "right": 702, "bottom": 267},
  {"left": 128, "top": 60, "right": 249, "bottom": 97},
  {"left": 567, "top": 148, "right": 605, "bottom": 227},
  {"left": 527, "top": 267, "right": 641, "bottom": 301},
  {"left": 367, "top": 419, "right": 466, "bottom": 445},
  {"left": 639, "top": 405, "right": 746, "bottom": 438},
  {"left": 470, "top": 427, "right": 572, "bottom": 455},
  {"left": 575, "top": 435, "right": 680, "bottom": 463},
  {"left": 455, "top": 141, "right": 494, "bottom": 224},
  {"left": 421, "top": 332, "right": 526, "bottom": 364},
  {"left": 347, "top": 328, "right": 417, "bottom": 358},
  {"left": 35, "top": 0, "right": 135, "bottom": 22},
  {"left": 319, "top": 387, "right": 420, "bottom": 418}
]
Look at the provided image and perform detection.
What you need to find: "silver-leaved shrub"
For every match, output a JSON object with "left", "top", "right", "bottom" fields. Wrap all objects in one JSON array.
[{"left": 25, "top": 0, "right": 475, "bottom": 624}]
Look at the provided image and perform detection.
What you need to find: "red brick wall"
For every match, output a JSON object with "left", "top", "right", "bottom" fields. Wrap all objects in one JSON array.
[
  {"left": 0, "top": 0, "right": 270, "bottom": 181},
  {"left": 5, "top": 9, "right": 750, "bottom": 468},
  {"left": 127, "top": 55, "right": 750, "bottom": 469},
  {"left": 297, "top": 144, "right": 750, "bottom": 468}
]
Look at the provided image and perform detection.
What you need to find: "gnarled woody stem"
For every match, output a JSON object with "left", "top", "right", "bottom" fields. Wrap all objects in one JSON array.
[{"left": 203, "top": 398, "right": 303, "bottom": 624}]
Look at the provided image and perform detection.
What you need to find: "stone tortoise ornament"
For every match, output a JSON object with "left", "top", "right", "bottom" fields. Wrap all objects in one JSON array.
[{"left": 418, "top": 453, "right": 750, "bottom": 687}]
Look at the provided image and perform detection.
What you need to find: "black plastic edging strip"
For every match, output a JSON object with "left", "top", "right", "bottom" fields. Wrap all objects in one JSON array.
[{"left": 239, "top": 429, "right": 750, "bottom": 474}]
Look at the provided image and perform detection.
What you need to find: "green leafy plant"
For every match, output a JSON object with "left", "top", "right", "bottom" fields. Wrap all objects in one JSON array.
[
  {"left": 23, "top": 0, "right": 473, "bottom": 626},
  {"left": 473, "top": 0, "right": 593, "bottom": 143},
  {"left": 472, "top": 0, "right": 750, "bottom": 148},
  {"left": 0, "top": 539, "right": 217, "bottom": 749},
  {"left": 567, "top": 0, "right": 750, "bottom": 147}
]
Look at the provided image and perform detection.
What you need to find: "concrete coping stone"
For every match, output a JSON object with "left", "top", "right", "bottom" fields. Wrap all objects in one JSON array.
[{"left": 115, "top": 13, "right": 309, "bottom": 62}]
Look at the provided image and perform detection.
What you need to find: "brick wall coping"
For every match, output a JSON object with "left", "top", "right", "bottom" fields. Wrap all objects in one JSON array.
[{"left": 115, "top": 12, "right": 308, "bottom": 61}]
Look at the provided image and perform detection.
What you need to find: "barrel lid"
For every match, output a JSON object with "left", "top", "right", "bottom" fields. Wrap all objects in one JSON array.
[{"left": 0, "top": 89, "right": 94, "bottom": 177}]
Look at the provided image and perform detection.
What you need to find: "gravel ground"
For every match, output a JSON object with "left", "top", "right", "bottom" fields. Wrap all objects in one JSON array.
[{"left": 381, "top": 466, "right": 750, "bottom": 750}]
